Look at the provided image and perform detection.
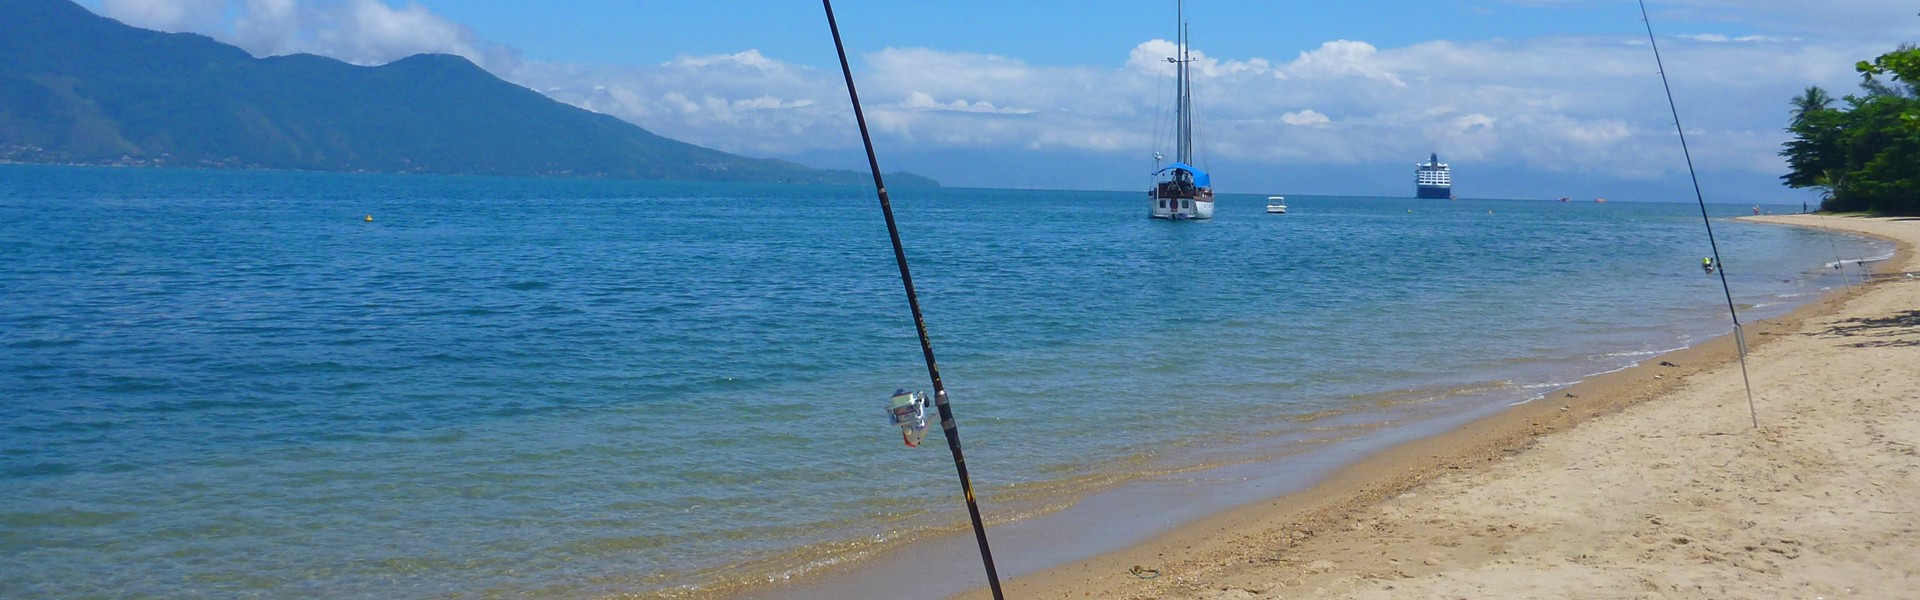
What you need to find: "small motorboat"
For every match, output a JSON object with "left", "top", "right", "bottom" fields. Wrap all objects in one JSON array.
[{"left": 1266, "top": 196, "right": 1287, "bottom": 214}]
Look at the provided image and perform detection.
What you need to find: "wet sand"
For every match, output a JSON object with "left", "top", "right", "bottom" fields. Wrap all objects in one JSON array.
[{"left": 979, "top": 214, "right": 1919, "bottom": 599}]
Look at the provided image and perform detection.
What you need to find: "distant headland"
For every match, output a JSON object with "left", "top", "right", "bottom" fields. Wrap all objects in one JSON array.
[{"left": 0, "top": 0, "right": 937, "bottom": 187}]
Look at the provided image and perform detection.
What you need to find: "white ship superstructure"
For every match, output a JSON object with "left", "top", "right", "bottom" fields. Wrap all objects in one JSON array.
[{"left": 1416, "top": 153, "right": 1451, "bottom": 199}]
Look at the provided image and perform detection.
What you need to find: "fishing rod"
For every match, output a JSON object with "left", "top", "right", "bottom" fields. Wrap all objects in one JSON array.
[
  {"left": 1638, "top": 0, "right": 1758, "bottom": 428},
  {"left": 820, "top": 1, "right": 1007, "bottom": 598},
  {"left": 1816, "top": 210, "right": 1860, "bottom": 293}
]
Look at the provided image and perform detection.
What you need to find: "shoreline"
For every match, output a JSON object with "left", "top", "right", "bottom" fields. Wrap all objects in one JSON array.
[
  {"left": 686, "top": 215, "right": 1905, "bottom": 600},
  {"left": 974, "top": 214, "right": 1917, "bottom": 599}
]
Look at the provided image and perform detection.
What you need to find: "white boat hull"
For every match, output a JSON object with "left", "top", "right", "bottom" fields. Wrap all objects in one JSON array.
[{"left": 1149, "top": 196, "right": 1214, "bottom": 220}]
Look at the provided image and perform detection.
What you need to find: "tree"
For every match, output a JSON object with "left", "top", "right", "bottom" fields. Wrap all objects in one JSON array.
[
  {"left": 1856, "top": 44, "right": 1920, "bottom": 92},
  {"left": 1850, "top": 45, "right": 1920, "bottom": 214},
  {"left": 1791, "top": 86, "right": 1835, "bottom": 118},
  {"left": 1855, "top": 43, "right": 1920, "bottom": 125},
  {"left": 1838, "top": 94, "right": 1920, "bottom": 214},
  {"left": 1780, "top": 45, "right": 1920, "bottom": 215},
  {"left": 1779, "top": 86, "right": 1843, "bottom": 198}
]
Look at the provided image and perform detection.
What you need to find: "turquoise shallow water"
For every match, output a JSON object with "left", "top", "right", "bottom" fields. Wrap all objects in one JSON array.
[{"left": 0, "top": 165, "right": 1883, "bottom": 597}]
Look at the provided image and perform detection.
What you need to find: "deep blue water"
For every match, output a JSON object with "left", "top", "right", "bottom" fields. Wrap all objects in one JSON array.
[{"left": 0, "top": 165, "right": 1882, "bottom": 598}]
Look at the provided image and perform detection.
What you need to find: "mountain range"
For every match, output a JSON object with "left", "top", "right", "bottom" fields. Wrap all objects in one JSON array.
[{"left": 0, "top": 0, "right": 935, "bottom": 186}]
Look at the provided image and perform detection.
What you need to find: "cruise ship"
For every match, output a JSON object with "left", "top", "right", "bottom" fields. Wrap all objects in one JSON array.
[{"left": 1416, "top": 153, "right": 1451, "bottom": 199}]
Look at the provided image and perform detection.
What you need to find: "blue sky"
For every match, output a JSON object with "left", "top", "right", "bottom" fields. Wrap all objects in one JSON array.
[
  {"left": 78, "top": 0, "right": 1920, "bottom": 202},
  {"left": 362, "top": 1, "right": 1661, "bottom": 68}
]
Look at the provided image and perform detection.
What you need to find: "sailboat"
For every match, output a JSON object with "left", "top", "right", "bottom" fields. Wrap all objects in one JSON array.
[{"left": 1148, "top": 0, "right": 1213, "bottom": 220}]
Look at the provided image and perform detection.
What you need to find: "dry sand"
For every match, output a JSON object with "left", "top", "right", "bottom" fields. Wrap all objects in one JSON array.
[{"left": 983, "top": 215, "right": 1920, "bottom": 600}]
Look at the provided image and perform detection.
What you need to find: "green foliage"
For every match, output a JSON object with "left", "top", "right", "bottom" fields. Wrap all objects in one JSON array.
[
  {"left": 1781, "top": 46, "right": 1920, "bottom": 215},
  {"left": 1780, "top": 87, "right": 1842, "bottom": 190},
  {"left": 0, "top": 0, "right": 939, "bottom": 187},
  {"left": 1856, "top": 46, "right": 1920, "bottom": 86}
]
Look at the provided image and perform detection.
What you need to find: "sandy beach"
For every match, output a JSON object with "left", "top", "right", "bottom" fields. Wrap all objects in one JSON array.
[{"left": 985, "top": 214, "right": 1919, "bottom": 600}]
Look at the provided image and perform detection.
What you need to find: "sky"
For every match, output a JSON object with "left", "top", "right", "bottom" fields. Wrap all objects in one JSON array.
[{"left": 76, "top": 0, "right": 1920, "bottom": 203}]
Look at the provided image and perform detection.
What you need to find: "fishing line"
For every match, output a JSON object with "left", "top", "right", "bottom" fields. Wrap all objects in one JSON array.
[
  {"left": 1829, "top": 213, "right": 1887, "bottom": 289},
  {"left": 1815, "top": 210, "right": 1860, "bottom": 293},
  {"left": 1638, "top": 0, "right": 1758, "bottom": 428},
  {"left": 820, "top": 2, "right": 1006, "bottom": 598}
]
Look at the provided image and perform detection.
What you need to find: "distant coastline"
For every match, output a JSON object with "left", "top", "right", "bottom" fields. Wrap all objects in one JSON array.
[
  {"left": 0, "top": 156, "right": 939, "bottom": 187},
  {"left": 0, "top": 0, "right": 938, "bottom": 188}
]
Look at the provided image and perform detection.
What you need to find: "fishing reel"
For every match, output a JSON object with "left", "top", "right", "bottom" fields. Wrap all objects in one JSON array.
[{"left": 886, "top": 388, "right": 932, "bottom": 448}]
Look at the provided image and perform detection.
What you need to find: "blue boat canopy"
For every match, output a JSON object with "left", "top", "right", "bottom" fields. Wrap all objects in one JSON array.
[{"left": 1154, "top": 162, "right": 1211, "bottom": 188}]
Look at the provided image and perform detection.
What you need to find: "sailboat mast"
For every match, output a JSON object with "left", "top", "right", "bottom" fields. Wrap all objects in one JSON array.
[{"left": 1175, "top": 0, "right": 1192, "bottom": 164}]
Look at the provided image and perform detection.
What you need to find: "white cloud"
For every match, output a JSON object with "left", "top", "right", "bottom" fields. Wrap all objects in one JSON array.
[
  {"left": 82, "top": 0, "right": 1916, "bottom": 192},
  {"left": 1280, "top": 110, "right": 1330, "bottom": 126},
  {"left": 98, "top": 0, "right": 521, "bottom": 72},
  {"left": 1127, "top": 39, "right": 1279, "bottom": 79},
  {"left": 669, "top": 50, "right": 780, "bottom": 71},
  {"left": 732, "top": 96, "right": 814, "bottom": 111},
  {"left": 1679, "top": 33, "right": 1793, "bottom": 43},
  {"left": 320, "top": 0, "right": 485, "bottom": 64},
  {"left": 900, "top": 91, "right": 1036, "bottom": 114},
  {"left": 511, "top": 50, "right": 856, "bottom": 156},
  {"left": 100, "top": 0, "right": 227, "bottom": 32},
  {"left": 1282, "top": 40, "right": 1406, "bottom": 87}
]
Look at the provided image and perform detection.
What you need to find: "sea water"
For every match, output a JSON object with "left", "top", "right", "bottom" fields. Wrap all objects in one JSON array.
[{"left": 0, "top": 165, "right": 1885, "bottom": 598}]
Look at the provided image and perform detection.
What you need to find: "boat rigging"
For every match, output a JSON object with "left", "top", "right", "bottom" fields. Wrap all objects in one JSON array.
[{"left": 1149, "top": 0, "right": 1215, "bottom": 220}]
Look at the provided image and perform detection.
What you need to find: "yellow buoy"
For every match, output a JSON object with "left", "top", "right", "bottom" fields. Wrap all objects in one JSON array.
[{"left": 364, "top": 215, "right": 373, "bottom": 222}]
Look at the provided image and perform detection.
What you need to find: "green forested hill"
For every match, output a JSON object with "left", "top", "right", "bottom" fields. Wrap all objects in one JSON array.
[{"left": 0, "top": 0, "right": 936, "bottom": 186}]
